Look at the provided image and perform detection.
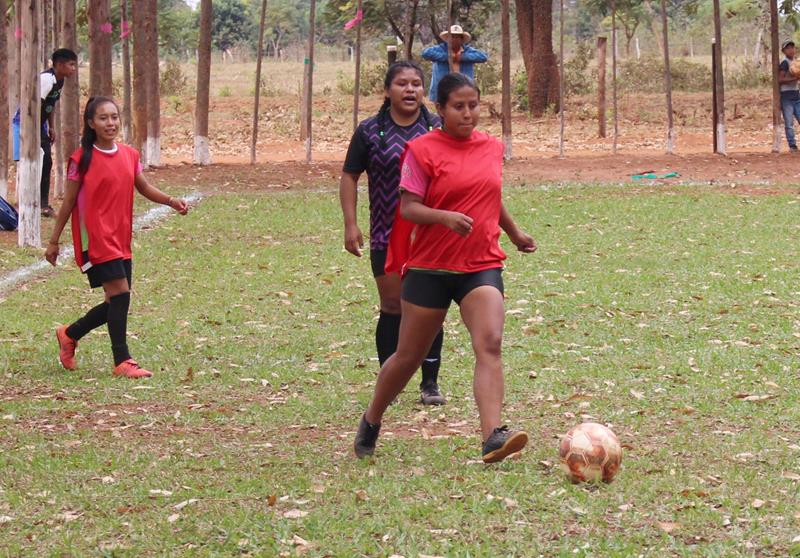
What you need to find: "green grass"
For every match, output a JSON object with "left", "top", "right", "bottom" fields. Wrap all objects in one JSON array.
[{"left": 1, "top": 183, "right": 800, "bottom": 556}]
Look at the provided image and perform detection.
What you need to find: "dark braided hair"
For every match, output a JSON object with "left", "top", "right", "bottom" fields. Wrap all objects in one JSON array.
[
  {"left": 78, "top": 96, "right": 120, "bottom": 178},
  {"left": 377, "top": 61, "right": 435, "bottom": 147},
  {"left": 436, "top": 72, "right": 481, "bottom": 108}
]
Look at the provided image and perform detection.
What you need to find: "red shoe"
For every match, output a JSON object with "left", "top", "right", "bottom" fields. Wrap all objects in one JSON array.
[
  {"left": 113, "top": 359, "right": 153, "bottom": 379},
  {"left": 56, "top": 325, "right": 77, "bottom": 370}
]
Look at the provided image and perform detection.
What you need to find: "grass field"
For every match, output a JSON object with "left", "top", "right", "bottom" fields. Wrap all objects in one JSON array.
[{"left": 1, "top": 182, "right": 800, "bottom": 556}]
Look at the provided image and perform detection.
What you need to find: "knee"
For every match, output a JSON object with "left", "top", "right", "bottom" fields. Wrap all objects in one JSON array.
[
  {"left": 380, "top": 300, "right": 402, "bottom": 315},
  {"left": 474, "top": 332, "right": 503, "bottom": 359},
  {"left": 390, "top": 350, "right": 426, "bottom": 372}
]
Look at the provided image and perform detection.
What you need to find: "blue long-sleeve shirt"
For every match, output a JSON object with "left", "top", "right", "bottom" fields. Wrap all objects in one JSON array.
[{"left": 421, "top": 43, "right": 488, "bottom": 102}]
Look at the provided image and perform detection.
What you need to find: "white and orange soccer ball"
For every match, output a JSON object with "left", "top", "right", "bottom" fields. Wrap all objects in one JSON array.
[{"left": 558, "top": 422, "right": 622, "bottom": 483}]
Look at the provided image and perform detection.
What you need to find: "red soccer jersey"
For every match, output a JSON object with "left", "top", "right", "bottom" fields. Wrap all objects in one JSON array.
[
  {"left": 68, "top": 144, "right": 139, "bottom": 271},
  {"left": 387, "top": 129, "right": 506, "bottom": 274}
]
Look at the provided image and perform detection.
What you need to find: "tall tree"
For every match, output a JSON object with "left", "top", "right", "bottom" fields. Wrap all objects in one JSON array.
[
  {"left": 304, "top": 0, "right": 316, "bottom": 164},
  {"left": 403, "top": 0, "right": 419, "bottom": 59},
  {"left": 501, "top": 0, "right": 512, "bottom": 159},
  {"left": 558, "top": 0, "right": 565, "bottom": 157},
  {"left": 51, "top": 0, "right": 64, "bottom": 198},
  {"left": 194, "top": 0, "right": 212, "bottom": 165},
  {"left": 251, "top": 0, "right": 267, "bottom": 165},
  {"left": 18, "top": 0, "right": 41, "bottom": 247},
  {"left": 770, "top": 0, "right": 780, "bottom": 152},
  {"left": 660, "top": 0, "right": 674, "bottom": 153},
  {"left": 121, "top": 0, "right": 132, "bottom": 143},
  {"left": 88, "top": 0, "right": 112, "bottom": 96},
  {"left": 132, "top": 0, "right": 148, "bottom": 163},
  {"left": 59, "top": 0, "right": 80, "bottom": 183},
  {"left": 0, "top": 0, "right": 8, "bottom": 200},
  {"left": 711, "top": 0, "right": 725, "bottom": 154},
  {"left": 612, "top": 0, "right": 618, "bottom": 153},
  {"left": 145, "top": 0, "right": 160, "bottom": 165},
  {"left": 352, "top": 0, "right": 362, "bottom": 132},
  {"left": 515, "top": 0, "right": 560, "bottom": 116}
]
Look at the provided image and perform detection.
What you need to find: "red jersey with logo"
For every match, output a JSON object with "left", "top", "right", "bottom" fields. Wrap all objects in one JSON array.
[
  {"left": 387, "top": 129, "right": 506, "bottom": 275},
  {"left": 67, "top": 144, "right": 140, "bottom": 271}
]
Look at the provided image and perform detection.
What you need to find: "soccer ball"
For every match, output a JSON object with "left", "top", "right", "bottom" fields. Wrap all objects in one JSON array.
[
  {"left": 790, "top": 59, "right": 800, "bottom": 78},
  {"left": 558, "top": 422, "right": 622, "bottom": 483}
]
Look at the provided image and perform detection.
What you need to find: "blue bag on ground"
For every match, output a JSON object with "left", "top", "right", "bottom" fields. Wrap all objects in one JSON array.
[{"left": 0, "top": 196, "right": 18, "bottom": 231}]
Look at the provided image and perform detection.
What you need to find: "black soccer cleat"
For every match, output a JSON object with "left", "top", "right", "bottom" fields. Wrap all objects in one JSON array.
[
  {"left": 482, "top": 426, "right": 529, "bottom": 463},
  {"left": 354, "top": 414, "right": 381, "bottom": 458},
  {"left": 420, "top": 382, "right": 447, "bottom": 406}
]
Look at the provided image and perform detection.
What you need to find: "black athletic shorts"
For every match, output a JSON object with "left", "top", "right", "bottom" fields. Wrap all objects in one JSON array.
[
  {"left": 86, "top": 258, "right": 133, "bottom": 289},
  {"left": 402, "top": 268, "right": 504, "bottom": 309},
  {"left": 370, "top": 248, "right": 388, "bottom": 278}
]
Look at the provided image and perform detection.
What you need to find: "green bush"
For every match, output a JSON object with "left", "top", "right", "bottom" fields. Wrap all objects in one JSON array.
[
  {"left": 513, "top": 66, "right": 529, "bottom": 111},
  {"left": 218, "top": 86, "right": 232, "bottom": 97},
  {"left": 336, "top": 63, "right": 387, "bottom": 97},
  {"left": 160, "top": 59, "right": 188, "bottom": 96},
  {"left": 618, "top": 57, "right": 711, "bottom": 92},
  {"left": 474, "top": 58, "right": 500, "bottom": 95},
  {"left": 564, "top": 54, "right": 594, "bottom": 96},
  {"left": 729, "top": 60, "right": 770, "bottom": 89}
]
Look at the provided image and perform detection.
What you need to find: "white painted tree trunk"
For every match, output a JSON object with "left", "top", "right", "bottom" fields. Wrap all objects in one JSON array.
[
  {"left": 635, "top": 36, "right": 640, "bottom": 59},
  {"left": 193, "top": 136, "right": 210, "bottom": 165},
  {"left": 146, "top": 136, "right": 160, "bottom": 167}
]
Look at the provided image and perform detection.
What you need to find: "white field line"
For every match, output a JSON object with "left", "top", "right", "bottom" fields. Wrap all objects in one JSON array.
[{"left": 0, "top": 192, "right": 204, "bottom": 297}]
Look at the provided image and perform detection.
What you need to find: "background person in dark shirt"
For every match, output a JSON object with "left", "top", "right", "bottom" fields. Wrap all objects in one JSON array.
[
  {"left": 339, "top": 61, "right": 448, "bottom": 406},
  {"left": 778, "top": 40, "right": 800, "bottom": 152}
]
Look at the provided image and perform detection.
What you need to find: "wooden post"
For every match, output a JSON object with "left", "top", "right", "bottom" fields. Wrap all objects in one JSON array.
[
  {"left": 660, "top": 0, "right": 674, "bottom": 153},
  {"left": 0, "top": 0, "right": 8, "bottom": 200},
  {"left": 611, "top": 0, "right": 618, "bottom": 154},
  {"left": 387, "top": 45, "right": 397, "bottom": 65},
  {"left": 145, "top": 0, "right": 160, "bottom": 166},
  {"left": 304, "top": 0, "right": 316, "bottom": 164},
  {"left": 711, "top": 0, "right": 726, "bottom": 155},
  {"left": 59, "top": 0, "right": 80, "bottom": 178},
  {"left": 597, "top": 36, "right": 607, "bottom": 138},
  {"left": 251, "top": 0, "right": 267, "bottom": 165},
  {"left": 500, "top": 0, "right": 512, "bottom": 160},
  {"left": 194, "top": 0, "right": 212, "bottom": 165},
  {"left": 132, "top": 0, "right": 148, "bottom": 162},
  {"left": 52, "top": 0, "right": 64, "bottom": 198},
  {"left": 558, "top": 0, "right": 565, "bottom": 158},
  {"left": 18, "top": 0, "right": 42, "bottom": 247},
  {"left": 121, "top": 0, "right": 132, "bottom": 143},
  {"left": 769, "top": 0, "right": 781, "bottom": 153},
  {"left": 712, "top": 40, "right": 718, "bottom": 153},
  {"left": 352, "top": 0, "right": 362, "bottom": 132}
]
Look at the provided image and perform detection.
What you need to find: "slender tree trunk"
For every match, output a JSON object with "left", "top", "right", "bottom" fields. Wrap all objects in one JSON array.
[
  {"left": 52, "top": 0, "right": 64, "bottom": 198},
  {"left": 145, "top": 0, "right": 160, "bottom": 165},
  {"left": 352, "top": 0, "right": 362, "bottom": 132},
  {"left": 597, "top": 36, "right": 607, "bottom": 138},
  {"left": 0, "top": 0, "right": 8, "bottom": 200},
  {"left": 501, "top": 0, "right": 512, "bottom": 159},
  {"left": 59, "top": 0, "right": 79, "bottom": 175},
  {"left": 132, "top": 0, "right": 148, "bottom": 162},
  {"left": 447, "top": 0, "right": 454, "bottom": 71},
  {"left": 18, "top": 0, "right": 41, "bottom": 247},
  {"left": 403, "top": 0, "right": 419, "bottom": 60},
  {"left": 558, "top": 0, "right": 564, "bottom": 157},
  {"left": 251, "top": 0, "right": 267, "bottom": 165},
  {"left": 88, "top": 0, "right": 112, "bottom": 96},
  {"left": 304, "top": 0, "right": 316, "bottom": 164},
  {"left": 769, "top": 0, "right": 780, "bottom": 152},
  {"left": 194, "top": 0, "right": 212, "bottom": 165},
  {"left": 660, "top": 0, "right": 674, "bottom": 153},
  {"left": 712, "top": 0, "right": 726, "bottom": 154},
  {"left": 612, "top": 0, "right": 618, "bottom": 154},
  {"left": 121, "top": 0, "right": 132, "bottom": 143}
]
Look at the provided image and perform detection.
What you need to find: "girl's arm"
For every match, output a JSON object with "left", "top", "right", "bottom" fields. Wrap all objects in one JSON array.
[
  {"left": 499, "top": 203, "right": 537, "bottom": 253},
  {"left": 134, "top": 172, "right": 189, "bottom": 214},
  {"left": 339, "top": 171, "right": 364, "bottom": 257},
  {"left": 44, "top": 179, "right": 81, "bottom": 265},
  {"left": 399, "top": 191, "right": 473, "bottom": 236}
]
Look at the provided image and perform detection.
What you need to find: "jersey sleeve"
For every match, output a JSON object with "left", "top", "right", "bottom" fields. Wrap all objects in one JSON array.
[
  {"left": 66, "top": 159, "right": 80, "bottom": 181},
  {"left": 399, "top": 150, "right": 430, "bottom": 198},
  {"left": 342, "top": 125, "right": 369, "bottom": 174},
  {"left": 39, "top": 72, "right": 56, "bottom": 100}
]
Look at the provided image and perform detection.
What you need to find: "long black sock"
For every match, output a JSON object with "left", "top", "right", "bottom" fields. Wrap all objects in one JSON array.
[
  {"left": 107, "top": 293, "right": 132, "bottom": 365},
  {"left": 66, "top": 302, "right": 109, "bottom": 341},
  {"left": 375, "top": 311, "right": 401, "bottom": 366},
  {"left": 421, "top": 327, "right": 444, "bottom": 387}
]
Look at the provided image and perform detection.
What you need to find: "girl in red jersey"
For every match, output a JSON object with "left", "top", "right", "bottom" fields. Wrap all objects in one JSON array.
[
  {"left": 354, "top": 74, "right": 537, "bottom": 463},
  {"left": 45, "top": 97, "right": 188, "bottom": 378}
]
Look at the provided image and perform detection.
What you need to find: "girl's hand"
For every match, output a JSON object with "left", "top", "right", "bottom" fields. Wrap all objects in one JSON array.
[
  {"left": 443, "top": 211, "right": 473, "bottom": 236},
  {"left": 45, "top": 242, "right": 60, "bottom": 266},
  {"left": 344, "top": 224, "right": 364, "bottom": 257},
  {"left": 510, "top": 229, "right": 537, "bottom": 253},
  {"left": 169, "top": 197, "right": 189, "bottom": 215}
]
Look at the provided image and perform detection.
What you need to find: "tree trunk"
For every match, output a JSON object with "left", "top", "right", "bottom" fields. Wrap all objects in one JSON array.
[
  {"left": 501, "top": 0, "right": 512, "bottom": 159},
  {"left": 304, "top": 0, "right": 316, "bottom": 164},
  {"left": 59, "top": 0, "right": 79, "bottom": 176},
  {"left": 660, "top": 0, "right": 674, "bottom": 153},
  {"left": 194, "top": 0, "right": 212, "bottom": 165},
  {"left": 251, "top": 0, "right": 267, "bottom": 165},
  {"left": 145, "top": 0, "right": 160, "bottom": 165},
  {"left": 516, "top": 0, "right": 560, "bottom": 116},
  {"left": 132, "top": 0, "right": 148, "bottom": 163},
  {"left": 597, "top": 36, "right": 607, "bottom": 138},
  {"left": 88, "top": 0, "right": 112, "bottom": 96},
  {"left": 769, "top": 0, "right": 780, "bottom": 152},
  {"left": 18, "top": 0, "right": 41, "bottom": 247},
  {"left": 353, "top": 0, "right": 362, "bottom": 132},
  {"left": 403, "top": 0, "right": 419, "bottom": 60},
  {"left": 712, "top": 0, "right": 726, "bottom": 154},
  {"left": 558, "top": 0, "right": 564, "bottom": 157},
  {"left": 0, "top": 0, "right": 8, "bottom": 200},
  {"left": 612, "top": 0, "right": 618, "bottom": 154},
  {"left": 121, "top": 0, "right": 132, "bottom": 143},
  {"left": 52, "top": 0, "right": 64, "bottom": 198}
]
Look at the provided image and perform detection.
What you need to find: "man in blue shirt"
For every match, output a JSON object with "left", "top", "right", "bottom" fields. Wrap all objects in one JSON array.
[{"left": 422, "top": 25, "right": 488, "bottom": 102}]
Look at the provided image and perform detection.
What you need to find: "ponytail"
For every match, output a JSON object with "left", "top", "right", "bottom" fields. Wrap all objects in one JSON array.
[
  {"left": 376, "top": 97, "right": 391, "bottom": 148},
  {"left": 78, "top": 96, "right": 119, "bottom": 178}
]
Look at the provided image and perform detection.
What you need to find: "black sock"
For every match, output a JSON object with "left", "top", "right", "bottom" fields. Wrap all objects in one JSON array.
[
  {"left": 107, "top": 293, "right": 132, "bottom": 365},
  {"left": 375, "top": 311, "right": 401, "bottom": 366},
  {"left": 66, "top": 302, "right": 109, "bottom": 341},
  {"left": 421, "top": 327, "right": 444, "bottom": 387}
]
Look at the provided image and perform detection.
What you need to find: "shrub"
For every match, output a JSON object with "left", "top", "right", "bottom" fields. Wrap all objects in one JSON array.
[
  {"left": 618, "top": 57, "right": 711, "bottom": 92},
  {"left": 336, "top": 62, "right": 387, "bottom": 97},
  {"left": 513, "top": 66, "right": 529, "bottom": 111},
  {"left": 729, "top": 60, "right": 770, "bottom": 90},
  {"left": 160, "top": 59, "right": 188, "bottom": 96},
  {"left": 218, "top": 85, "right": 232, "bottom": 97},
  {"left": 474, "top": 58, "right": 500, "bottom": 95}
]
